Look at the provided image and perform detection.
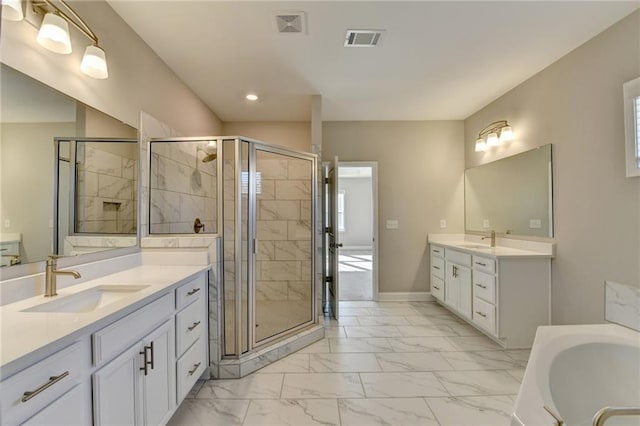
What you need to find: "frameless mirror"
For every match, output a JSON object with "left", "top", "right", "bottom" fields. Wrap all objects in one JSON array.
[
  {"left": 465, "top": 144, "right": 553, "bottom": 238},
  {"left": 0, "top": 64, "right": 138, "bottom": 267}
]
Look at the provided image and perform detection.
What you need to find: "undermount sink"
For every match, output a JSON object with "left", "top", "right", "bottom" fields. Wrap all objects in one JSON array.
[
  {"left": 457, "top": 244, "right": 492, "bottom": 249},
  {"left": 22, "top": 285, "right": 149, "bottom": 313}
]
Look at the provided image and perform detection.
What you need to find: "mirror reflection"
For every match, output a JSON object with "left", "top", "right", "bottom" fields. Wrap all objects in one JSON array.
[
  {"left": 465, "top": 144, "right": 553, "bottom": 238},
  {"left": 0, "top": 64, "right": 138, "bottom": 267}
]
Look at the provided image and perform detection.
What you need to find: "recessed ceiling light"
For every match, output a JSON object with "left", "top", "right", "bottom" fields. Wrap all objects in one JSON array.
[{"left": 246, "top": 93, "right": 258, "bottom": 101}]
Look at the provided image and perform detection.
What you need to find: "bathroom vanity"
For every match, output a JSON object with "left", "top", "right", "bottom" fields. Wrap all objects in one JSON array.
[
  {"left": 429, "top": 235, "right": 554, "bottom": 348},
  {"left": 0, "top": 263, "right": 208, "bottom": 425}
]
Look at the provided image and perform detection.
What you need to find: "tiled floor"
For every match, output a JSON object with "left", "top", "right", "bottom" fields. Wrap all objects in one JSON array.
[
  {"left": 338, "top": 249, "right": 373, "bottom": 301},
  {"left": 168, "top": 300, "right": 529, "bottom": 426}
]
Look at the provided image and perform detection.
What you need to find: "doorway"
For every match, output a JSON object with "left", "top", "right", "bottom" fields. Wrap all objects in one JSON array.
[{"left": 337, "top": 162, "right": 378, "bottom": 301}]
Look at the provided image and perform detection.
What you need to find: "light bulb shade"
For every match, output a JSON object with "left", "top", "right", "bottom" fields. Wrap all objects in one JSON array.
[
  {"left": 486, "top": 132, "right": 499, "bottom": 147},
  {"left": 499, "top": 126, "right": 513, "bottom": 142},
  {"left": 80, "top": 45, "right": 108, "bottom": 79},
  {"left": 37, "top": 13, "right": 72, "bottom": 54},
  {"left": 475, "top": 138, "right": 487, "bottom": 152},
  {"left": 2, "top": 0, "right": 23, "bottom": 21}
]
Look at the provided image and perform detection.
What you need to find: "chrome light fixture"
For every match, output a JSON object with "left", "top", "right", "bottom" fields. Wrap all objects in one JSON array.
[
  {"left": 3, "top": 0, "right": 109, "bottom": 79},
  {"left": 475, "top": 120, "right": 514, "bottom": 152}
]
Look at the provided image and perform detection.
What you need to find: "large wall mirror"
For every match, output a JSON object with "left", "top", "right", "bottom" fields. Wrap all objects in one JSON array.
[
  {"left": 465, "top": 144, "right": 553, "bottom": 238},
  {"left": 0, "top": 64, "right": 138, "bottom": 268}
]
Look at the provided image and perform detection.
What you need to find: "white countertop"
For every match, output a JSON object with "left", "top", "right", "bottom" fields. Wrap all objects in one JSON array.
[
  {"left": 428, "top": 233, "right": 554, "bottom": 258},
  {"left": 0, "top": 264, "right": 207, "bottom": 378}
]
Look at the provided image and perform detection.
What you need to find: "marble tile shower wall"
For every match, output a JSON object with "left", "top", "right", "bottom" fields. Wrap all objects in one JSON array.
[
  {"left": 150, "top": 142, "right": 217, "bottom": 234},
  {"left": 76, "top": 145, "right": 137, "bottom": 233}
]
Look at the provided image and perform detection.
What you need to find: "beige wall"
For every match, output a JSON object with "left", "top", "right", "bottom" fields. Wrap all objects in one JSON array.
[
  {"left": 0, "top": 1, "right": 220, "bottom": 136},
  {"left": 465, "top": 11, "right": 640, "bottom": 324},
  {"left": 221, "top": 122, "right": 311, "bottom": 152},
  {"left": 323, "top": 121, "right": 465, "bottom": 294}
]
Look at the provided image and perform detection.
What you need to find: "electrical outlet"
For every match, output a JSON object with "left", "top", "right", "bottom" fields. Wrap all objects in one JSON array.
[
  {"left": 529, "top": 219, "right": 542, "bottom": 229},
  {"left": 439, "top": 219, "right": 447, "bottom": 229},
  {"left": 386, "top": 219, "right": 399, "bottom": 229},
  {"left": 483, "top": 219, "right": 490, "bottom": 228}
]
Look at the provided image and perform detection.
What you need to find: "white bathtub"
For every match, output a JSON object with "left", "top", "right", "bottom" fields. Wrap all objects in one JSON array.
[{"left": 512, "top": 324, "right": 640, "bottom": 426}]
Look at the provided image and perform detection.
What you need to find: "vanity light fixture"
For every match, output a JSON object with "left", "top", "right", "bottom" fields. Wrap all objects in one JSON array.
[
  {"left": 475, "top": 120, "right": 514, "bottom": 152},
  {"left": 246, "top": 93, "right": 259, "bottom": 101},
  {"left": 2, "top": 0, "right": 109, "bottom": 79}
]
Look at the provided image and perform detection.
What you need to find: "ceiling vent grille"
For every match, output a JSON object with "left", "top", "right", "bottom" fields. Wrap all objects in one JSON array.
[
  {"left": 344, "top": 30, "right": 383, "bottom": 47},
  {"left": 275, "top": 12, "right": 306, "bottom": 34}
]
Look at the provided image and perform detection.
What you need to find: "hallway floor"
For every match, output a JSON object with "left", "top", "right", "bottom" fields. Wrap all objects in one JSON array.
[
  {"left": 168, "top": 300, "right": 528, "bottom": 426},
  {"left": 338, "top": 249, "right": 373, "bottom": 301}
]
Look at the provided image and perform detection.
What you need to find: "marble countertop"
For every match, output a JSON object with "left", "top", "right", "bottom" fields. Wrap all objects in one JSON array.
[
  {"left": 428, "top": 234, "right": 555, "bottom": 258},
  {"left": 0, "top": 264, "right": 207, "bottom": 378}
]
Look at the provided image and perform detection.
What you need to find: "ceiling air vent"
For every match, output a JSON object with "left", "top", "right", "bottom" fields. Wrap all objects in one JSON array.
[
  {"left": 275, "top": 12, "right": 306, "bottom": 34},
  {"left": 344, "top": 30, "right": 383, "bottom": 47}
]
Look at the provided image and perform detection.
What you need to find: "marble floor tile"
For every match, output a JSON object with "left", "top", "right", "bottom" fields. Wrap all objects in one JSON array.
[
  {"left": 366, "top": 307, "right": 419, "bottom": 316},
  {"left": 296, "top": 339, "right": 331, "bottom": 353},
  {"left": 360, "top": 372, "right": 449, "bottom": 398},
  {"left": 167, "top": 398, "right": 250, "bottom": 426},
  {"left": 426, "top": 395, "right": 516, "bottom": 426},
  {"left": 339, "top": 301, "right": 380, "bottom": 308},
  {"left": 325, "top": 316, "right": 360, "bottom": 326},
  {"left": 405, "top": 315, "right": 461, "bottom": 327},
  {"left": 324, "top": 326, "right": 347, "bottom": 337},
  {"left": 340, "top": 308, "right": 373, "bottom": 316},
  {"left": 197, "top": 374, "right": 283, "bottom": 399},
  {"left": 411, "top": 305, "right": 452, "bottom": 316},
  {"left": 447, "top": 323, "right": 484, "bottom": 336},
  {"left": 186, "top": 379, "right": 206, "bottom": 398},
  {"left": 388, "top": 336, "right": 458, "bottom": 352},
  {"left": 259, "top": 354, "right": 310, "bottom": 373},
  {"left": 503, "top": 349, "right": 531, "bottom": 363},
  {"left": 445, "top": 335, "right": 503, "bottom": 351},
  {"left": 434, "top": 370, "right": 522, "bottom": 396},
  {"left": 243, "top": 399, "right": 340, "bottom": 426},
  {"left": 396, "top": 324, "right": 457, "bottom": 337},
  {"left": 310, "top": 353, "right": 382, "bottom": 372},
  {"left": 339, "top": 398, "right": 439, "bottom": 426},
  {"left": 506, "top": 368, "right": 525, "bottom": 382},
  {"left": 344, "top": 326, "right": 402, "bottom": 338},
  {"left": 440, "top": 350, "right": 526, "bottom": 370},
  {"left": 375, "top": 352, "right": 453, "bottom": 372},
  {"left": 329, "top": 337, "right": 393, "bottom": 353},
  {"left": 357, "top": 316, "right": 410, "bottom": 326},
  {"left": 281, "top": 373, "right": 365, "bottom": 398}
]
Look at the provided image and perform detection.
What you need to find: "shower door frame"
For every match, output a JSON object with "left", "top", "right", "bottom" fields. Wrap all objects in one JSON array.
[{"left": 247, "top": 141, "right": 318, "bottom": 350}]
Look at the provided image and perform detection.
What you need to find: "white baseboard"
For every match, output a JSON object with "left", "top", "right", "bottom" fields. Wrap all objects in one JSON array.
[{"left": 378, "top": 292, "right": 434, "bottom": 302}]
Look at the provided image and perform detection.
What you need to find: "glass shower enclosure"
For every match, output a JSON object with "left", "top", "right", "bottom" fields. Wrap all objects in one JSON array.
[{"left": 222, "top": 137, "right": 317, "bottom": 357}]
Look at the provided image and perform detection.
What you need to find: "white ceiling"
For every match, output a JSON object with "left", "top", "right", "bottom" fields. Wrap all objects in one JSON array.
[{"left": 108, "top": 1, "right": 639, "bottom": 122}]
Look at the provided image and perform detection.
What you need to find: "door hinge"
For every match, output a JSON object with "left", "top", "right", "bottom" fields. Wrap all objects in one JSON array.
[
  {"left": 325, "top": 276, "right": 333, "bottom": 283},
  {"left": 324, "top": 177, "right": 329, "bottom": 184},
  {"left": 325, "top": 227, "right": 330, "bottom": 233}
]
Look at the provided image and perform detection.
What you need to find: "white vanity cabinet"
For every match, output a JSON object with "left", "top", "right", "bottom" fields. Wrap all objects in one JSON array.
[{"left": 430, "top": 243, "right": 550, "bottom": 348}]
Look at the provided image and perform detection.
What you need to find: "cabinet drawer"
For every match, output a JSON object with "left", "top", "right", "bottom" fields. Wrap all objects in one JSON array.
[
  {"left": 23, "top": 384, "right": 89, "bottom": 426},
  {"left": 446, "top": 249, "right": 471, "bottom": 267},
  {"left": 176, "top": 297, "right": 206, "bottom": 357},
  {"left": 430, "top": 245, "right": 444, "bottom": 258},
  {"left": 176, "top": 276, "right": 205, "bottom": 309},
  {"left": 431, "top": 275, "right": 445, "bottom": 301},
  {"left": 473, "top": 271, "right": 496, "bottom": 304},
  {"left": 473, "top": 255, "right": 495, "bottom": 274},
  {"left": 93, "top": 292, "right": 173, "bottom": 365},
  {"left": 431, "top": 257, "right": 445, "bottom": 279},
  {"left": 472, "top": 297, "right": 496, "bottom": 334},
  {"left": 176, "top": 337, "right": 206, "bottom": 402},
  {"left": 1, "top": 341, "right": 87, "bottom": 425}
]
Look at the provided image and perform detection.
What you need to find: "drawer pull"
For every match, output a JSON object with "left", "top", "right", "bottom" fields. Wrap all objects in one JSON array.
[
  {"left": 433, "top": 265, "right": 440, "bottom": 270},
  {"left": 433, "top": 285, "right": 440, "bottom": 290},
  {"left": 188, "top": 362, "right": 202, "bottom": 376},
  {"left": 475, "top": 311, "right": 487, "bottom": 318},
  {"left": 433, "top": 249, "right": 441, "bottom": 253},
  {"left": 475, "top": 262, "right": 487, "bottom": 267},
  {"left": 188, "top": 321, "right": 201, "bottom": 331},
  {"left": 187, "top": 288, "right": 201, "bottom": 296},
  {"left": 21, "top": 371, "right": 69, "bottom": 402},
  {"left": 475, "top": 283, "right": 487, "bottom": 289}
]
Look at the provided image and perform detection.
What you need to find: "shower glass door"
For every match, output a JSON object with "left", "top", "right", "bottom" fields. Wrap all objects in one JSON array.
[{"left": 253, "top": 146, "right": 315, "bottom": 345}]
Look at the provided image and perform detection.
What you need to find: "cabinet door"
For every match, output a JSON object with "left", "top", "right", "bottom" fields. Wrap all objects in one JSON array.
[
  {"left": 23, "top": 384, "right": 90, "bottom": 426},
  {"left": 457, "top": 265, "right": 472, "bottom": 319},
  {"left": 141, "top": 320, "right": 175, "bottom": 426},
  {"left": 93, "top": 344, "right": 141, "bottom": 426},
  {"left": 444, "top": 262, "right": 459, "bottom": 309}
]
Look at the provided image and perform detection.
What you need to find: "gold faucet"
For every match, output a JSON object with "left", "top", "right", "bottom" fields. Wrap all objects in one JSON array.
[
  {"left": 45, "top": 255, "right": 81, "bottom": 297},
  {"left": 482, "top": 230, "right": 496, "bottom": 247}
]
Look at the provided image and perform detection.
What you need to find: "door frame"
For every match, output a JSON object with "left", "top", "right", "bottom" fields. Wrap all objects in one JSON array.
[{"left": 335, "top": 161, "right": 379, "bottom": 302}]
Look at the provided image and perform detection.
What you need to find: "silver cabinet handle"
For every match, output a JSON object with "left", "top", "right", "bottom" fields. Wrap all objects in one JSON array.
[
  {"left": 188, "top": 362, "right": 202, "bottom": 375},
  {"left": 475, "top": 311, "right": 487, "bottom": 318},
  {"left": 21, "top": 371, "right": 69, "bottom": 402},
  {"left": 475, "top": 262, "right": 487, "bottom": 267},
  {"left": 433, "top": 249, "right": 441, "bottom": 253},
  {"left": 188, "top": 321, "right": 201, "bottom": 331},
  {"left": 433, "top": 285, "right": 440, "bottom": 290},
  {"left": 475, "top": 283, "right": 487, "bottom": 289},
  {"left": 149, "top": 341, "right": 155, "bottom": 370},
  {"left": 187, "top": 288, "right": 201, "bottom": 296},
  {"left": 433, "top": 266, "right": 440, "bottom": 270}
]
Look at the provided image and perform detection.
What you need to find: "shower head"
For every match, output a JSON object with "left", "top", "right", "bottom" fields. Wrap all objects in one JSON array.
[{"left": 202, "top": 152, "right": 217, "bottom": 163}]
